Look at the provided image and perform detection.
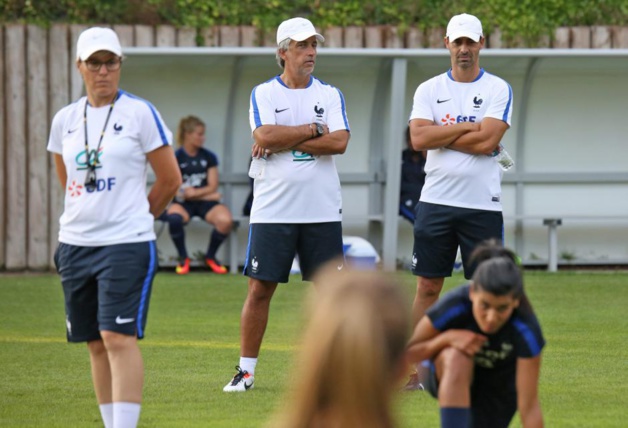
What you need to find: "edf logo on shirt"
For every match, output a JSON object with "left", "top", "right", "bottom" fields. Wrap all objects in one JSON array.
[
  {"left": 440, "top": 113, "right": 477, "bottom": 126},
  {"left": 67, "top": 177, "right": 116, "bottom": 197},
  {"left": 86, "top": 177, "right": 116, "bottom": 193},
  {"left": 69, "top": 148, "right": 117, "bottom": 196}
]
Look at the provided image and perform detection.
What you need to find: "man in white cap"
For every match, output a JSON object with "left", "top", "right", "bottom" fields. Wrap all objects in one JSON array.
[
  {"left": 404, "top": 13, "right": 514, "bottom": 390},
  {"left": 47, "top": 27, "right": 181, "bottom": 426},
  {"left": 223, "top": 17, "right": 351, "bottom": 392}
]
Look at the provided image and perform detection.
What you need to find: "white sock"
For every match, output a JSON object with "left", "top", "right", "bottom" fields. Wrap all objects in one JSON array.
[
  {"left": 99, "top": 403, "right": 113, "bottom": 428},
  {"left": 239, "top": 357, "right": 257, "bottom": 376},
  {"left": 113, "top": 402, "right": 141, "bottom": 428}
]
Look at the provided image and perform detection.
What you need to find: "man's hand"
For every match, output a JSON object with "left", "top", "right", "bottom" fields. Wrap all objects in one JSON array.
[{"left": 252, "top": 143, "right": 271, "bottom": 158}]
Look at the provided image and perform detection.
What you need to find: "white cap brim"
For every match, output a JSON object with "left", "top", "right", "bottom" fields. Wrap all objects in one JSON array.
[
  {"left": 281, "top": 31, "right": 325, "bottom": 44},
  {"left": 78, "top": 44, "right": 122, "bottom": 61},
  {"left": 447, "top": 31, "right": 481, "bottom": 43}
]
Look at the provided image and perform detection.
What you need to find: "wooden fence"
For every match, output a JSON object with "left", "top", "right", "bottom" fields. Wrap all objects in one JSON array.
[{"left": 1, "top": 23, "right": 627, "bottom": 271}]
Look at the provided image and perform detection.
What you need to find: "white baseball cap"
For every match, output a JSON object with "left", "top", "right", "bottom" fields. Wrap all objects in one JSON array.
[
  {"left": 446, "top": 13, "right": 483, "bottom": 42},
  {"left": 76, "top": 27, "right": 122, "bottom": 61},
  {"left": 276, "top": 17, "right": 325, "bottom": 45}
]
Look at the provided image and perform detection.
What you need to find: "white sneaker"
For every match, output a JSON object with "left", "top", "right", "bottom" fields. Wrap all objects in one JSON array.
[
  {"left": 401, "top": 371, "right": 425, "bottom": 392},
  {"left": 223, "top": 366, "right": 254, "bottom": 392}
]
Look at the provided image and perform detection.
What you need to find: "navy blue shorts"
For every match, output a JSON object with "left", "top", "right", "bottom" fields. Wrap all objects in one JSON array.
[
  {"left": 412, "top": 202, "right": 503, "bottom": 279},
  {"left": 178, "top": 200, "right": 220, "bottom": 220},
  {"left": 53, "top": 241, "right": 158, "bottom": 342},
  {"left": 243, "top": 222, "right": 344, "bottom": 283}
]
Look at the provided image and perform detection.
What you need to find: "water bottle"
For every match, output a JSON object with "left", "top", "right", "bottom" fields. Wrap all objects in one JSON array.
[
  {"left": 489, "top": 144, "right": 515, "bottom": 171},
  {"left": 174, "top": 188, "right": 184, "bottom": 203},
  {"left": 174, "top": 183, "right": 189, "bottom": 203},
  {"left": 248, "top": 156, "right": 267, "bottom": 179}
]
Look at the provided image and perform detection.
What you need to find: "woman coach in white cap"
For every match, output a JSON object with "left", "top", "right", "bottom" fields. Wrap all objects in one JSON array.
[{"left": 47, "top": 27, "right": 181, "bottom": 428}]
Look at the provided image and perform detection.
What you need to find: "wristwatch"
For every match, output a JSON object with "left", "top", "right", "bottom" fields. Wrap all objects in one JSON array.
[{"left": 314, "top": 122, "right": 324, "bottom": 137}]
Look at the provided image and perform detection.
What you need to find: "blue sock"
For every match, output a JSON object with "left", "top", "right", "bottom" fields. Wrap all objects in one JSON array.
[
  {"left": 440, "top": 407, "right": 471, "bottom": 428},
  {"left": 206, "top": 230, "right": 227, "bottom": 260},
  {"left": 168, "top": 214, "right": 188, "bottom": 260}
]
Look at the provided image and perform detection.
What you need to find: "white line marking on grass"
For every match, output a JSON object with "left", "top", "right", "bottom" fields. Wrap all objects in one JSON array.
[{"left": 0, "top": 336, "right": 297, "bottom": 352}]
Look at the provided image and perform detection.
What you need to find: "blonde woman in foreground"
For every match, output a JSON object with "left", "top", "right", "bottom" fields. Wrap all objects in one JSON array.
[{"left": 270, "top": 263, "right": 411, "bottom": 428}]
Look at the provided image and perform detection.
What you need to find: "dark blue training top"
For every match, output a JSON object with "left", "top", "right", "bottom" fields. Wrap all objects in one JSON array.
[
  {"left": 427, "top": 284, "right": 545, "bottom": 428},
  {"left": 400, "top": 148, "right": 426, "bottom": 205},
  {"left": 427, "top": 284, "right": 545, "bottom": 374},
  {"left": 175, "top": 147, "right": 219, "bottom": 188}
]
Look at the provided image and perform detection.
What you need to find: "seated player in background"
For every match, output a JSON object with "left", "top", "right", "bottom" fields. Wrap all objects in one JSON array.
[
  {"left": 165, "top": 115, "right": 233, "bottom": 274},
  {"left": 399, "top": 125, "right": 426, "bottom": 224},
  {"left": 406, "top": 240, "right": 545, "bottom": 428}
]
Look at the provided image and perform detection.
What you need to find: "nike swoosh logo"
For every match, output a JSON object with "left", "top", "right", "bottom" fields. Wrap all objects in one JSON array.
[
  {"left": 68, "top": 128, "right": 78, "bottom": 134},
  {"left": 244, "top": 381, "right": 253, "bottom": 390},
  {"left": 115, "top": 316, "right": 135, "bottom": 324},
  {"left": 337, "top": 264, "right": 344, "bottom": 270},
  {"left": 437, "top": 99, "right": 451, "bottom": 104},
  {"left": 275, "top": 108, "right": 289, "bottom": 113}
]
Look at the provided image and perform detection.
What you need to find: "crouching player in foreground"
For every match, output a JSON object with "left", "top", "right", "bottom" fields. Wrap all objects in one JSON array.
[
  {"left": 406, "top": 241, "right": 545, "bottom": 428},
  {"left": 269, "top": 263, "right": 410, "bottom": 428}
]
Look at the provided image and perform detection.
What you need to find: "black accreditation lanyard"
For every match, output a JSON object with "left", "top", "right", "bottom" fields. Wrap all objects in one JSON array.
[{"left": 83, "top": 96, "right": 116, "bottom": 191}]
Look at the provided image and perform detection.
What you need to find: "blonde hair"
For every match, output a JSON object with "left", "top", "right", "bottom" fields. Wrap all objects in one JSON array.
[
  {"left": 271, "top": 263, "right": 410, "bottom": 428},
  {"left": 176, "top": 115, "right": 205, "bottom": 146}
]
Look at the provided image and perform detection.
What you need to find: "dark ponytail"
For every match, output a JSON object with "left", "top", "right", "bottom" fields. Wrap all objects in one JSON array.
[{"left": 470, "top": 239, "right": 534, "bottom": 314}]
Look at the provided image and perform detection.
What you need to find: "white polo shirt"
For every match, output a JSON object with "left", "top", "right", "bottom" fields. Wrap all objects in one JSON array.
[
  {"left": 409, "top": 69, "right": 513, "bottom": 211},
  {"left": 47, "top": 90, "right": 172, "bottom": 246},
  {"left": 249, "top": 75, "right": 350, "bottom": 223}
]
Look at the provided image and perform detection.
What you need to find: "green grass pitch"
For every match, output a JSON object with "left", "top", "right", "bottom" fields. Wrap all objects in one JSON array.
[{"left": 0, "top": 269, "right": 626, "bottom": 427}]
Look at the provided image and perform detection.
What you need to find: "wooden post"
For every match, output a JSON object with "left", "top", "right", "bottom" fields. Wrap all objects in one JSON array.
[
  {"left": 385, "top": 26, "right": 404, "bottom": 48},
  {"left": 240, "top": 26, "right": 258, "bottom": 47},
  {"left": 27, "top": 25, "right": 50, "bottom": 269},
  {"left": 69, "top": 24, "right": 87, "bottom": 102},
  {"left": 177, "top": 27, "right": 197, "bottom": 47},
  {"left": 0, "top": 26, "right": 5, "bottom": 268},
  {"left": 324, "top": 27, "right": 343, "bottom": 48},
  {"left": 219, "top": 26, "right": 240, "bottom": 47},
  {"left": 48, "top": 24, "right": 70, "bottom": 268},
  {"left": 344, "top": 26, "right": 363, "bottom": 48},
  {"left": 135, "top": 25, "right": 155, "bottom": 47},
  {"left": 592, "top": 26, "right": 611, "bottom": 49},
  {"left": 5, "top": 25, "right": 27, "bottom": 269},
  {"left": 406, "top": 27, "right": 424, "bottom": 49},
  {"left": 613, "top": 26, "right": 628, "bottom": 48},
  {"left": 201, "top": 27, "right": 218, "bottom": 47},
  {"left": 488, "top": 28, "right": 503, "bottom": 49},
  {"left": 571, "top": 26, "right": 591, "bottom": 48},
  {"left": 113, "top": 25, "right": 134, "bottom": 48},
  {"left": 427, "top": 27, "right": 445, "bottom": 48},
  {"left": 261, "top": 28, "right": 275, "bottom": 47},
  {"left": 156, "top": 25, "right": 176, "bottom": 47},
  {"left": 365, "top": 26, "right": 383, "bottom": 48},
  {"left": 552, "top": 27, "right": 571, "bottom": 48}
]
